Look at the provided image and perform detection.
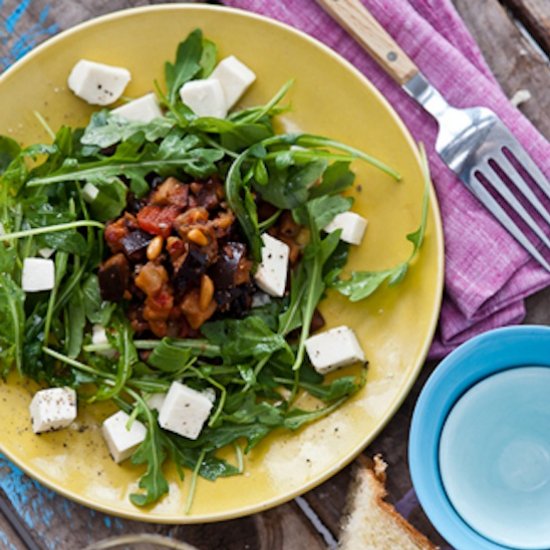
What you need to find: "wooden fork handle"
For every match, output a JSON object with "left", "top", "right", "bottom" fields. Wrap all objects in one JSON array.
[{"left": 316, "top": 0, "right": 419, "bottom": 85}]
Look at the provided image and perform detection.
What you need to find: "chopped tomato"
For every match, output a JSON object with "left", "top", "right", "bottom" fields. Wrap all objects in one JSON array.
[{"left": 137, "top": 205, "right": 181, "bottom": 237}]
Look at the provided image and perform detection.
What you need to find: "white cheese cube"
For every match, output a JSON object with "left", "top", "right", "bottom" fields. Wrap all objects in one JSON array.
[
  {"left": 147, "top": 393, "right": 166, "bottom": 413},
  {"left": 324, "top": 212, "right": 368, "bottom": 245},
  {"left": 111, "top": 93, "right": 163, "bottom": 123},
  {"left": 254, "top": 234, "right": 290, "bottom": 297},
  {"left": 305, "top": 326, "right": 365, "bottom": 374},
  {"left": 92, "top": 324, "right": 108, "bottom": 346},
  {"left": 38, "top": 247, "right": 54, "bottom": 259},
  {"left": 210, "top": 55, "right": 256, "bottom": 109},
  {"left": 22, "top": 258, "right": 55, "bottom": 292},
  {"left": 102, "top": 410, "right": 147, "bottom": 464},
  {"left": 68, "top": 59, "right": 131, "bottom": 106},
  {"left": 158, "top": 381, "right": 213, "bottom": 440},
  {"left": 82, "top": 182, "right": 99, "bottom": 203},
  {"left": 179, "top": 79, "right": 227, "bottom": 119},
  {"left": 29, "top": 387, "right": 77, "bottom": 434}
]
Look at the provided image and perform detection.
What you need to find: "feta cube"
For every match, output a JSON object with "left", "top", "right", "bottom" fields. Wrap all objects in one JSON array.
[
  {"left": 179, "top": 79, "right": 227, "bottom": 119},
  {"left": 92, "top": 324, "right": 108, "bottom": 346},
  {"left": 210, "top": 55, "right": 256, "bottom": 109},
  {"left": 29, "top": 387, "right": 77, "bottom": 434},
  {"left": 254, "top": 234, "right": 290, "bottom": 297},
  {"left": 158, "top": 382, "right": 213, "bottom": 440},
  {"left": 147, "top": 393, "right": 166, "bottom": 413},
  {"left": 68, "top": 59, "right": 131, "bottom": 106},
  {"left": 102, "top": 410, "right": 147, "bottom": 464},
  {"left": 324, "top": 212, "right": 368, "bottom": 245},
  {"left": 38, "top": 247, "right": 54, "bottom": 259},
  {"left": 82, "top": 182, "right": 99, "bottom": 203},
  {"left": 22, "top": 258, "right": 55, "bottom": 292},
  {"left": 111, "top": 92, "right": 163, "bottom": 123},
  {"left": 305, "top": 326, "right": 365, "bottom": 374}
]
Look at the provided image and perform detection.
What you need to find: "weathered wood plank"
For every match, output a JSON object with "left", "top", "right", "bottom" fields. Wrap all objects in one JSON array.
[
  {"left": 504, "top": 0, "right": 550, "bottom": 56},
  {"left": 453, "top": 0, "right": 550, "bottom": 139},
  {"left": 0, "top": 495, "right": 31, "bottom": 550}
]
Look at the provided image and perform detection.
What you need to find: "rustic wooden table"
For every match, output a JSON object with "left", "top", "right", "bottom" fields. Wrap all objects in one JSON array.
[{"left": 1, "top": 1, "right": 549, "bottom": 549}]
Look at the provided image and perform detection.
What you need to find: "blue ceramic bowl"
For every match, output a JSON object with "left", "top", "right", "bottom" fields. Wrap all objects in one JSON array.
[{"left": 409, "top": 325, "right": 550, "bottom": 550}]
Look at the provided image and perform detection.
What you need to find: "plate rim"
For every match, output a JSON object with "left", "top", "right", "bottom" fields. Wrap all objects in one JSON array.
[{"left": 0, "top": 3, "right": 445, "bottom": 523}]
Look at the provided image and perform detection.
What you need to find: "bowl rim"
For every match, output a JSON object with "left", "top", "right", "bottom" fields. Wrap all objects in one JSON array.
[
  {"left": 0, "top": 3, "right": 445, "bottom": 524},
  {"left": 409, "top": 325, "right": 550, "bottom": 550}
]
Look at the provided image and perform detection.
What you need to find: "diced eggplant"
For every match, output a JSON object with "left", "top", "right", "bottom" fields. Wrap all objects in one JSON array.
[
  {"left": 99, "top": 253, "right": 129, "bottom": 301},
  {"left": 208, "top": 242, "right": 247, "bottom": 289},
  {"left": 173, "top": 248, "right": 209, "bottom": 295},
  {"left": 121, "top": 230, "right": 152, "bottom": 261}
]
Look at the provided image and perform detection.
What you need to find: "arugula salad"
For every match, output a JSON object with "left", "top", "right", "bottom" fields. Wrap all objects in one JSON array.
[{"left": 0, "top": 29, "right": 428, "bottom": 510}]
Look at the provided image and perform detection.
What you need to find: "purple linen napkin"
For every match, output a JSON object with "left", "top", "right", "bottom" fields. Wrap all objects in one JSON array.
[{"left": 223, "top": 0, "right": 550, "bottom": 357}]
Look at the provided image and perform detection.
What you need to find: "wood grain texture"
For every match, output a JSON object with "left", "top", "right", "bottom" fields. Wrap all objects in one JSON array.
[
  {"left": 316, "top": 0, "right": 418, "bottom": 84},
  {"left": 504, "top": 0, "right": 550, "bottom": 56},
  {"left": 0, "top": 0, "right": 549, "bottom": 549},
  {"left": 453, "top": 0, "right": 550, "bottom": 139}
]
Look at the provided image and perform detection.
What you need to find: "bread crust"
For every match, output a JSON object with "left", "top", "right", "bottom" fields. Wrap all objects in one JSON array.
[{"left": 338, "top": 454, "right": 437, "bottom": 550}]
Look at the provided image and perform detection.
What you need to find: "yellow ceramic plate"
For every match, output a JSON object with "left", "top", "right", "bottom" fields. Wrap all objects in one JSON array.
[{"left": 0, "top": 5, "right": 444, "bottom": 523}]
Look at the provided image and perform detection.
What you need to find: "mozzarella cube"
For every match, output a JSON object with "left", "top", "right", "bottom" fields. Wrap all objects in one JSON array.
[
  {"left": 22, "top": 258, "right": 55, "bottom": 292},
  {"left": 210, "top": 55, "right": 256, "bottom": 109},
  {"left": 82, "top": 182, "right": 99, "bottom": 203},
  {"left": 254, "top": 234, "right": 290, "bottom": 297},
  {"left": 305, "top": 326, "right": 365, "bottom": 374},
  {"left": 147, "top": 393, "right": 166, "bottom": 413},
  {"left": 158, "top": 382, "right": 213, "bottom": 440},
  {"left": 179, "top": 79, "right": 227, "bottom": 119},
  {"left": 102, "top": 410, "right": 147, "bottom": 464},
  {"left": 68, "top": 59, "right": 131, "bottom": 106},
  {"left": 111, "top": 93, "right": 163, "bottom": 123},
  {"left": 38, "top": 247, "right": 54, "bottom": 259},
  {"left": 92, "top": 324, "right": 108, "bottom": 346},
  {"left": 324, "top": 212, "right": 368, "bottom": 245},
  {"left": 29, "top": 387, "right": 77, "bottom": 434}
]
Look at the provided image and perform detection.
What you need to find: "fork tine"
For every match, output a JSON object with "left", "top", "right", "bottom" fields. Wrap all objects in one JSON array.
[
  {"left": 469, "top": 176, "right": 550, "bottom": 272},
  {"left": 480, "top": 166, "right": 550, "bottom": 249},
  {"left": 502, "top": 140, "right": 550, "bottom": 201},
  {"left": 494, "top": 152, "right": 550, "bottom": 226}
]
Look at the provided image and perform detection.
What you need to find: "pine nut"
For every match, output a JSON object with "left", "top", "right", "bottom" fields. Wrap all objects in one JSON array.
[
  {"left": 188, "top": 228, "right": 208, "bottom": 246},
  {"left": 199, "top": 274, "right": 215, "bottom": 311},
  {"left": 146, "top": 235, "right": 163, "bottom": 261}
]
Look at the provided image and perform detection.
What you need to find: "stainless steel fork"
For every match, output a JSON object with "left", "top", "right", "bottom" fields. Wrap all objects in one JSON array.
[{"left": 317, "top": 0, "right": 550, "bottom": 272}]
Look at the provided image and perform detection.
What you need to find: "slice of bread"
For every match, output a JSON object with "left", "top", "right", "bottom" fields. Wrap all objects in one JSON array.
[{"left": 338, "top": 455, "right": 437, "bottom": 550}]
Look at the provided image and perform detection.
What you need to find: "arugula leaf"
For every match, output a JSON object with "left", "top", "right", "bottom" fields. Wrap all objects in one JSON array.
[
  {"left": 255, "top": 159, "right": 328, "bottom": 209},
  {"left": 148, "top": 339, "right": 193, "bottom": 372},
  {"left": 81, "top": 274, "right": 116, "bottom": 326},
  {"left": 294, "top": 194, "right": 352, "bottom": 231},
  {"left": 309, "top": 160, "right": 355, "bottom": 198},
  {"left": 0, "top": 273, "right": 25, "bottom": 376},
  {"left": 81, "top": 111, "right": 174, "bottom": 149},
  {"left": 165, "top": 29, "right": 203, "bottom": 106},
  {"left": 201, "top": 317, "right": 290, "bottom": 362},
  {"left": 225, "top": 149, "right": 262, "bottom": 261},
  {"left": 199, "top": 38, "right": 218, "bottom": 78},
  {"left": 130, "top": 419, "right": 169, "bottom": 506},
  {"left": 26, "top": 134, "right": 224, "bottom": 198},
  {"left": 0, "top": 136, "right": 21, "bottom": 173},
  {"left": 65, "top": 289, "right": 86, "bottom": 359},
  {"left": 94, "top": 317, "right": 137, "bottom": 401}
]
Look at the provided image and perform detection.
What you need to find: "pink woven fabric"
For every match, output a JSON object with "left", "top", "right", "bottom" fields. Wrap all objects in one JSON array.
[{"left": 223, "top": 0, "right": 550, "bottom": 357}]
